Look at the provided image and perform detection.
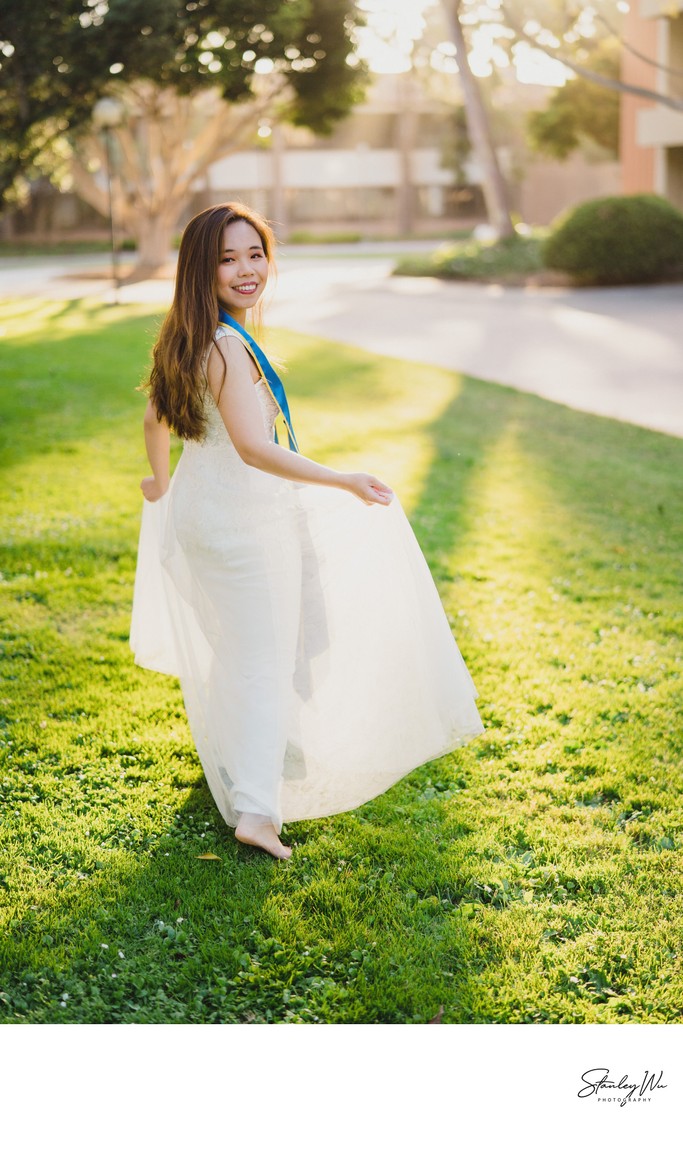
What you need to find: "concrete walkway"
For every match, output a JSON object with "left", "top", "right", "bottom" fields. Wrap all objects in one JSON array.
[
  {"left": 268, "top": 259, "right": 683, "bottom": 439},
  {"left": 2, "top": 249, "right": 682, "bottom": 438}
]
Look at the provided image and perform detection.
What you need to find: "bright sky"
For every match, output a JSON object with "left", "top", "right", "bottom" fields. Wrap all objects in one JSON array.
[
  {"left": 354, "top": 0, "right": 433, "bottom": 73},
  {"left": 354, "top": 0, "right": 569, "bottom": 86}
]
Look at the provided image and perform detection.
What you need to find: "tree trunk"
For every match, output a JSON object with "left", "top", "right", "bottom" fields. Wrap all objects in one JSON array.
[
  {"left": 70, "top": 82, "right": 288, "bottom": 273},
  {"left": 270, "top": 123, "right": 288, "bottom": 240},
  {"left": 443, "top": 0, "right": 515, "bottom": 237},
  {"left": 395, "top": 70, "right": 418, "bottom": 236},
  {"left": 0, "top": 211, "right": 16, "bottom": 241},
  {"left": 132, "top": 212, "right": 177, "bottom": 272}
]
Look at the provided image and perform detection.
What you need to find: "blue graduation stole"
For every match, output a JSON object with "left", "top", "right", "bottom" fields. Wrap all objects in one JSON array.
[{"left": 217, "top": 309, "right": 299, "bottom": 453}]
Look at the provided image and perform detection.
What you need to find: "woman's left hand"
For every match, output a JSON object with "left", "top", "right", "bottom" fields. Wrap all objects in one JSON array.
[{"left": 342, "top": 473, "right": 394, "bottom": 506}]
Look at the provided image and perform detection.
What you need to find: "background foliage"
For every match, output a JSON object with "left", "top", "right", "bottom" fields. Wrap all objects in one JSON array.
[
  {"left": 0, "top": 0, "right": 366, "bottom": 204},
  {"left": 543, "top": 195, "right": 683, "bottom": 285}
]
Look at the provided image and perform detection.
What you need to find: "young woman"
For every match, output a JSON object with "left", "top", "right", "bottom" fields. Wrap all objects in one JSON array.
[{"left": 131, "top": 202, "right": 483, "bottom": 860}]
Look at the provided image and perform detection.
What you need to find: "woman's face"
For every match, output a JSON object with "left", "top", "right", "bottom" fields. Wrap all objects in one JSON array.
[{"left": 216, "top": 219, "right": 269, "bottom": 315}]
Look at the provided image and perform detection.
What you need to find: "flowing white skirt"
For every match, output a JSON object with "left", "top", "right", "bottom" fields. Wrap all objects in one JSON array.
[{"left": 130, "top": 471, "right": 484, "bottom": 832}]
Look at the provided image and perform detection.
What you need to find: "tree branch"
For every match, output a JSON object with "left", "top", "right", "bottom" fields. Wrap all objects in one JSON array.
[
  {"left": 595, "top": 9, "right": 683, "bottom": 83},
  {"left": 499, "top": 5, "right": 683, "bottom": 112}
]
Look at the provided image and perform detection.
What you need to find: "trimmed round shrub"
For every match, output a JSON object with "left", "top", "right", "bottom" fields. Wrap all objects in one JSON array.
[{"left": 543, "top": 194, "right": 683, "bottom": 285}]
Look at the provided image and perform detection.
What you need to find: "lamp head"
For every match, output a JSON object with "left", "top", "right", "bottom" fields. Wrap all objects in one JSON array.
[{"left": 93, "top": 98, "right": 123, "bottom": 129}]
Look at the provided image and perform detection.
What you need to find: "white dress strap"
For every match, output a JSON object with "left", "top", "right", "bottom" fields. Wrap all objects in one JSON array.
[{"left": 214, "top": 325, "right": 264, "bottom": 381}]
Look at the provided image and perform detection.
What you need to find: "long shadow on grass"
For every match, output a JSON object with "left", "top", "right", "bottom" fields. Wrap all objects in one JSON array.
[
  {"left": 0, "top": 303, "right": 161, "bottom": 469},
  {"left": 0, "top": 788, "right": 279, "bottom": 1024},
  {"left": 1, "top": 777, "right": 496, "bottom": 1024}
]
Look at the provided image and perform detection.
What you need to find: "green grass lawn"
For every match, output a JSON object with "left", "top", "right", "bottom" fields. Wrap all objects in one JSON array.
[{"left": 1, "top": 297, "right": 682, "bottom": 1024}]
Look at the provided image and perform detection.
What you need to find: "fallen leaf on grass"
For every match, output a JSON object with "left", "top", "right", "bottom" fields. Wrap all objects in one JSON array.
[{"left": 196, "top": 853, "right": 221, "bottom": 861}]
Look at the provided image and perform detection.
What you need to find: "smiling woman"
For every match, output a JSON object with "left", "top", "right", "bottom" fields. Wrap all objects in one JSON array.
[
  {"left": 131, "top": 200, "right": 483, "bottom": 861},
  {"left": 217, "top": 224, "right": 268, "bottom": 310}
]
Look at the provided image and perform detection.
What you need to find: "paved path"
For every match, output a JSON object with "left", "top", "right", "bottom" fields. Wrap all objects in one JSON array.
[
  {"left": 268, "top": 260, "right": 683, "bottom": 439},
  {"left": 2, "top": 249, "right": 681, "bottom": 438}
]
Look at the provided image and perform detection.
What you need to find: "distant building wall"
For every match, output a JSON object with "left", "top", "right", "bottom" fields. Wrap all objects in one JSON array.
[
  {"left": 621, "top": 0, "right": 683, "bottom": 208},
  {"left": 207, "top": 146, "right": 459, "bottom": 193},
  {"left": 621, "top": 3, "right": 658, "bottom": 194},
  {"left": 3, "top": 68, "right": 629, "bottom": 241},
  {"left": 519, "top": 155, "right": 621, "bottom": 225},
  {"left": 197, "top": 145, "right": 480, "bottom": 232}
]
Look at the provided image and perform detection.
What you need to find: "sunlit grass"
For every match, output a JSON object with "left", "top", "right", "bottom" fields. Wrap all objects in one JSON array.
[{"left": 1, "top": 298, "right": 682, "bottom": 1024}]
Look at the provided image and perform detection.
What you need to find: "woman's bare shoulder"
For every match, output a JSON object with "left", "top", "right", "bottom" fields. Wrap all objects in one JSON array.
[{"left": 207, "top": 328, "right": 260, "bottom": 389}]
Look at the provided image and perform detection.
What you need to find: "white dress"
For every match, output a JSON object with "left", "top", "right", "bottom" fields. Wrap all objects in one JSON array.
[{"left": 130, "top": 327, "right": 484, "bottom": 832}]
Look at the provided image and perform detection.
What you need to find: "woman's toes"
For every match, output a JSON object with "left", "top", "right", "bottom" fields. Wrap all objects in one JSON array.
[{"left": 235, "top": 822, "right": 292, "bottom": 860}]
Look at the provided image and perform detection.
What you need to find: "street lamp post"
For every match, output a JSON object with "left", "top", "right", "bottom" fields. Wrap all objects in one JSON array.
[{"left": 93, "top": 98, "right": 124, "bottom": 304}]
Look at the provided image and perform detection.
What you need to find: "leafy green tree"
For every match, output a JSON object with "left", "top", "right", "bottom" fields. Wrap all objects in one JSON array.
[
  {"left": 0, "top": 0, "right": 367, "bottom": 263},
  {"left": 527, "top": 41, "right": 620, "bottom": 160}
]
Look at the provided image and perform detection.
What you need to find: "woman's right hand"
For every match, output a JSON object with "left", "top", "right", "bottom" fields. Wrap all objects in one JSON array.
[
  {"left": 342, "top": 473, "right": 394, "bottom": 506},
  {"left": 140, "top": 476, "right": 169, "bottom": 503}
]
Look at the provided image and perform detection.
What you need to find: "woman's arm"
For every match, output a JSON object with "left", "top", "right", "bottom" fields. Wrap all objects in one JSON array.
[
  {"left": 140, "top": 399, "right": 171, "bottom": 502},
  {"left": 207, "top": 338, "right": 393, "bottom": 506}
]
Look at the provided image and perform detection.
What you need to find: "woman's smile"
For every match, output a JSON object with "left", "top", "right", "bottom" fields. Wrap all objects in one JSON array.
[
  {"left": 232, "top": 281, "right": 259, "bottom": 295},
  {"left": 216, "top": 218, "right": 269, "bottom": 315}
]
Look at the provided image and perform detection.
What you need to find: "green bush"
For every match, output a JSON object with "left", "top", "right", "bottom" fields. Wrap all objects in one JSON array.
[
  {"left": 543, "top": 194, "right": 683, "bottom": 285},
  {"left": 393, "top": 232, "right": 543, "bottom": 281}
]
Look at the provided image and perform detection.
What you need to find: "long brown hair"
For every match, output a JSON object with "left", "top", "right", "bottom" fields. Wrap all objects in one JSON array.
[{"left": 146, "top": 202, "right": 276, "bottom": 441}]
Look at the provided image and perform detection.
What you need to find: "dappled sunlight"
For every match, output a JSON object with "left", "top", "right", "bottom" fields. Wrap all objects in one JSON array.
[
  {"left": 389, "top": 276, "right": 443, "bottom": 295},
  {"left": 414, "top": 409, "right": 575, "bottom": 720},
  {"left": 0, "top": 299, "right": 165, "bottom": 589},
  {"left": 267, "top": 259, "right": 395, "bottom": 334},
  {"left": 405, "top": 376, "right": 683, "bottom": 891},
  {"left": 483, "top": 420, "right": 675, "bottom": 849},
  {"left": 552, "top": 303, "right": 676, "bottom": 362},
  {"left": 434, "top": 395, "right": 680, "bottom": 687},
  {"left": 1, "top": 297, "right": 163, "bottom": 346},
  {"left": 443, "top": 415, "right": 589, "bottom": 696},
  {"left": 275, "top": 328, "right": 464, "bottom": 509}
]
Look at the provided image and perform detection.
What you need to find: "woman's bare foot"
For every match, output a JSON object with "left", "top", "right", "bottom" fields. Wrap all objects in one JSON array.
[{"left": 235, "top": 816, "right": 292, "bottom": 860}]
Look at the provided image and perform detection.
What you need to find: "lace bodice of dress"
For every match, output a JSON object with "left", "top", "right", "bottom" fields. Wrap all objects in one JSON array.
[
  {"left": 176, "top": 328, "right": 288, "bottom": 515},
  {"left": 198, "top": 378, "right": 278, "bottom": 447},
  {"left": 197, "top": 327, "right": 278, "bottom": 449}
]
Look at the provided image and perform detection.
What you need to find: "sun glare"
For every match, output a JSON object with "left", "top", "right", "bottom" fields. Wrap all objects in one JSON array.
[
  {"left": 354, "top": 0, "right": 568, "bottom": 86},
  {"left": 513, "top": 42, "right": 570, "bottom": 86},
  {"left": 355, "top": 0, "right": 434, "bottom": 73}
]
